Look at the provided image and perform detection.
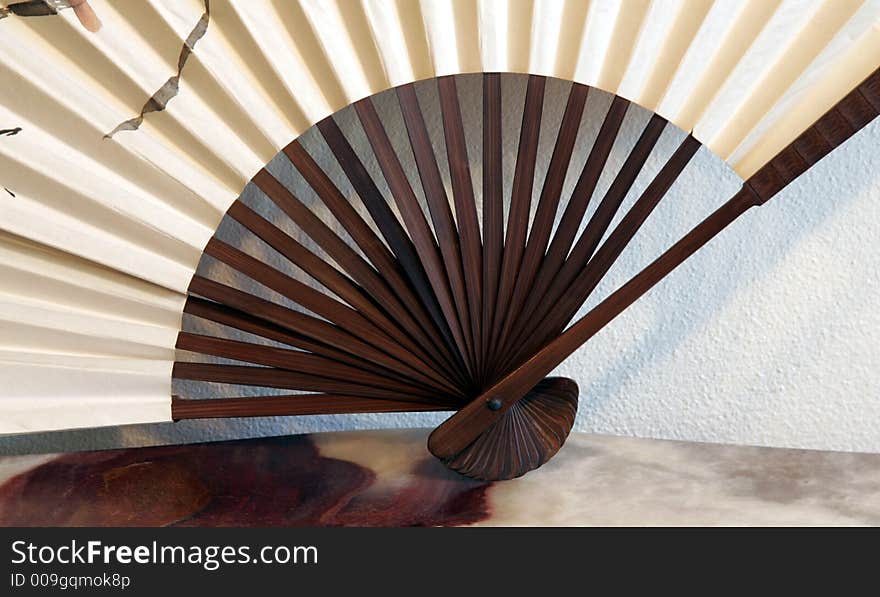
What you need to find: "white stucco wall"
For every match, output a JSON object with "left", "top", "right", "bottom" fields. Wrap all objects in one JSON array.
[{"left": 1, "top": 75, "right": 878, "bottom": 456}]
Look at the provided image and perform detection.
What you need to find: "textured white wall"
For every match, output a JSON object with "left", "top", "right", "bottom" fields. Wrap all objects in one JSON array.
[{"left": 1, "top": 75, "right": 878, "bottom": 456}]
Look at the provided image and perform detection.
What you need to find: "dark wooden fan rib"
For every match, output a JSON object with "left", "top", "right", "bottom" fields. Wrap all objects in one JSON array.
[
  {"left": 437, "top": 75, "right": 484, "bottom": 383},
  {"left": 354, "top": 96, "right": 474, "bottom": 383},
  {"left": 429, "top": 66, "right": 880, "bottom": 465},
  {"left": 185, "top": 276, "right": 465, "bottom": 399},
  {"left": 315, "top": 117, "right": 465, "bottom": 383},
  {"left": 281, "top": 140, "right": 459, "bottom": 381},
  {"left": 175, "top": 333, "right": 444, "bottom": 401},
  {"left": 488, "top": 75, "right": 546, "bottom": 376},
  {"left": 173, "top": 363, "right": 449, "bottom": 404},
  {"left": 481, "top": 73, "right": 503, "bottom": 386},
  {"left": 492, "top": 82, "right": 589, "bottom": 369},
  {"left": 184, "top": 296, "right": 360, "bottom": 362},
  {"left": 502, "top": 134, "right": 701, "bottom": 372},
  {"left": 201, "top": 237, "right": 455, "bottom": 395},
  {"left": 172, "top": 394, "right": 451, "bottom": 420},
  {"left": 495, "top": 96, "right": 636, "bottom": 370},
  {"left": 175, "top": 334, "right": 436, "bottom": 399},
  {"left": 249, "top": 168, "right": 462, "bottom": 385},
  {"left": 181, "top": 296, "right": 460, "bottom": 397},
  {"left": 223, "top": 201, "right": 458, "bottom": 390},
  {"left": 396, "top": 83, "right": 478, "bottom": 378}
]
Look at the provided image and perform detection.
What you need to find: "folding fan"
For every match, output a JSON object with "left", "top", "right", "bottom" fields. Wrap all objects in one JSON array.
[{"left": 1, "top": 0, "right": 878, "bottom": 480}]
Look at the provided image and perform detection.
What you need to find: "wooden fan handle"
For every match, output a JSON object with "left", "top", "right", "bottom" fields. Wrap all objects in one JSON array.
[{"left": 428, "top": 185, "right": 761, "bottom": 462}]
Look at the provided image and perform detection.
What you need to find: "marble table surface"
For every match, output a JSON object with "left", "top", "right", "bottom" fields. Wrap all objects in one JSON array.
[{"left": 1, "top": 429, "right": 879, "bottom": 526}]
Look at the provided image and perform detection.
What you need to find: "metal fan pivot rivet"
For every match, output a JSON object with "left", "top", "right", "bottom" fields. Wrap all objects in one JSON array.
[{"left": 486, "top": 397, "right": 503, "bottom": 411}]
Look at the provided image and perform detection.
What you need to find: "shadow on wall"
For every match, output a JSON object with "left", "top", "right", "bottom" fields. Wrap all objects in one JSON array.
[{"left": 567, "top": 117, "right": 880, "bottom": 450}]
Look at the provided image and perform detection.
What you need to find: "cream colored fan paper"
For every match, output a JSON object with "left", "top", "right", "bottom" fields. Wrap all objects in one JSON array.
[{"left": 0, "top": 0, "right": 878, "bottom": 434}]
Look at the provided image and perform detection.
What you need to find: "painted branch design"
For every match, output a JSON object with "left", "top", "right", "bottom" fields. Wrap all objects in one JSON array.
[
  {"left": 104, "top": 1, "right": 209, "bottom": 138},
  {"left": 1, "top": 126, "right": 20, "bottom": 196}
]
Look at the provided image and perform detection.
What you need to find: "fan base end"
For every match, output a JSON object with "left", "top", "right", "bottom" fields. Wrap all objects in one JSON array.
[{"left": 430, "top": 377, "right": 578, "bottom": 481}]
